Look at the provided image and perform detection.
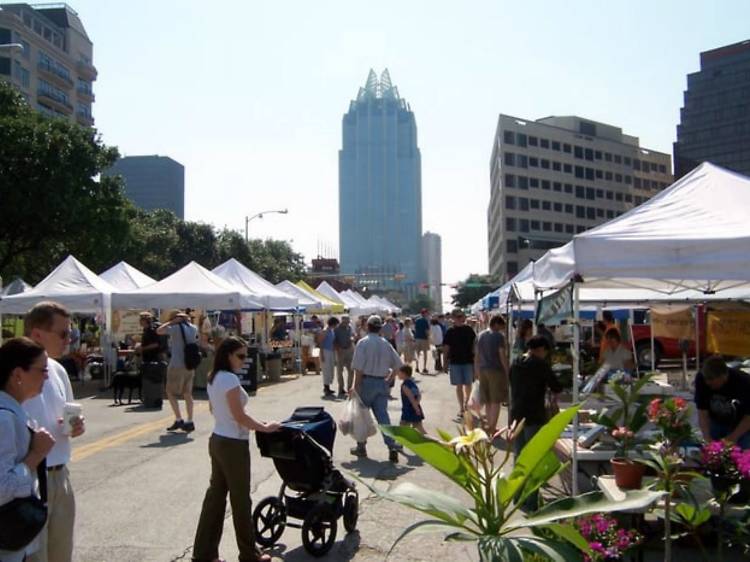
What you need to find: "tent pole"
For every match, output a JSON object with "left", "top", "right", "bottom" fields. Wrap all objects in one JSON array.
[
  {"left": 533, "top": 290, "right": 540, "bottom": 335},
  {"left": 695, "top": 305, "right": 701, "bottom": 373},
  {"left": 572, "top": 282, "right": 580, "bottom": 497},
  {"left": 650, "top": 307, "right": 656, "bottom": 373}
]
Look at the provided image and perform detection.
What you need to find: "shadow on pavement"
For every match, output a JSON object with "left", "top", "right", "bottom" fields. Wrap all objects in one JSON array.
[
  {"left": 140, "top": 432, "right": 194, "bottom": 448},
  {"left": 270, "top": 529, "right": 361, "bottom": 561},
  {"left": 340, "top": 458, "right": 413, "bottom": 481}
]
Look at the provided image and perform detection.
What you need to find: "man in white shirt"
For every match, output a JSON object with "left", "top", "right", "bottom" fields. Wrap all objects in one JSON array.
[
  {"left": 157, "top": 311, "right": 199, "bottom": 433},
  {"left": 23, "top": 301, "right": 85, "bottom": 562},
  {"left": 599, "top": 329, "right": 634, "bottom": 372}
]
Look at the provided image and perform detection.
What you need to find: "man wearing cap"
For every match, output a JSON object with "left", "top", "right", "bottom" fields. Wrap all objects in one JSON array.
[
  {"left": 157, "top": 310, "right": 199, "bottom": 433},
  {"left": 136, "top": 311, "right": 162, "bottom": 363},
  {"left": 350, "top": 315, "right": 403, "bottom": 462},
  {"left": 414, "top": 309, "right": 431, "bottom": 374}
]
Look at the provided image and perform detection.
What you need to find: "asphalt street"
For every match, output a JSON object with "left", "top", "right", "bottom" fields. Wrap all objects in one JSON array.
[{"left": 68, "top": 364, "right": 481, "bottom": 562}]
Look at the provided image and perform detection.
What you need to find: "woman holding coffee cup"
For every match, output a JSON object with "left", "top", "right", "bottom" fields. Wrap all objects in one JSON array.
[{"left": 0, "top": 337, "right": 56, "bottom": 562}]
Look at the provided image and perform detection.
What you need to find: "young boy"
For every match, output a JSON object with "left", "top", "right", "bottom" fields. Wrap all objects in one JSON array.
[{"left": 398, "top": 365, "right": 425, "bottom": 434}]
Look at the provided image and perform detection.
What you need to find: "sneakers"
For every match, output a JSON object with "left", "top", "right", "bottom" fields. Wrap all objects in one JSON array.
[
  {"left": 166, "top": 420, "right": 184, "bottom": 432},
  {"left": 337, "top": 390, "right": 347, "bottom": 399},
  {"left": 323, "top": 386, "right": 335, "bottom": 397},
  {"left": 182, "top": 421, "right": 195, "bottom": 433},
  {"left": 389, "top": 449, "right": 399, "bottom": 463},
  {"left": 350, "top": 445, "right": 367, "bottom": 458}
]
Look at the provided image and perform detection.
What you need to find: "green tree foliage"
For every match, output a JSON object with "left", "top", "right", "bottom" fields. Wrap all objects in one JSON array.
[
  {"left": 405, "top": 293, "right": 435, "bottom": 315},
  {"left": 451, "top": 274, "right": 501, "bottom": 308},
  {"left": 0, "top": 81, "right": 132, "bottom": 281}
]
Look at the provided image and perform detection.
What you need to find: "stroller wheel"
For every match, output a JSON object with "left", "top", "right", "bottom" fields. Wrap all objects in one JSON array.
[
  {"left": 302, "top": 505, "right": 337, "bottom": 557},
  {"left": 343, "top": 492, "right": 359, "bottom": 533},
  {"left": 253, "top": 497, "right": 286, "bottom": 547}
]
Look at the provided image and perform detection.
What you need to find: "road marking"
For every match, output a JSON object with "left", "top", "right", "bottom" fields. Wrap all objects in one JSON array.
[{"left": 71, "top": 382, "right": 278, "bottom": 462}]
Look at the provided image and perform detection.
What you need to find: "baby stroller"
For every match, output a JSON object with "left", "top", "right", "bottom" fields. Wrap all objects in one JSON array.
[{"left": 254, "top": 406, "right": 358, "bottom": 557}]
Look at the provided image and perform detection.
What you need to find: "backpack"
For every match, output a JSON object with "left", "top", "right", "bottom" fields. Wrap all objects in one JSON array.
[{"left": 179, "top": 322, "right": 202, "bottom": 370}]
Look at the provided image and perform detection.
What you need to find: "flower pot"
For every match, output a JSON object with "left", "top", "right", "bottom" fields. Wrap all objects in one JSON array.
[{"left": 611, "top": 457, "right": 645, "bottom": 489}]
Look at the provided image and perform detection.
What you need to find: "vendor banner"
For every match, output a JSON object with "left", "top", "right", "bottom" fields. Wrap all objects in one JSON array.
[
  {"left": 536, "top": 284, "right": 573, "bottom": 326},
  {"left": 706, "top": 310, "right": 750, "bottom": 356},
  {"left": 112, "top": 310, "right": 142, "bottom": 336},
  {"left": 651, "top": 306, "right": 695, "bottom": 341}
]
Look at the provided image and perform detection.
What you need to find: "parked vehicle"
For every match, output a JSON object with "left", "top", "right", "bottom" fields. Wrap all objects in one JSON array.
[{"left": 629, "top": 306, "right": 706, "bottom": 368}]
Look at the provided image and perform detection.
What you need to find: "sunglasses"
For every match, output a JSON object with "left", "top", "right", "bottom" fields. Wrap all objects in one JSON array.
[{"left": 235, "top": 353, "right": 247, "bottom": 360}]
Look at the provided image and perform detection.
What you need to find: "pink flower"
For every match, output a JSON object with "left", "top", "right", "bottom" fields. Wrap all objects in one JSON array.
[{"left": 590, "top": 541, "right": 604, "bottom": 553}]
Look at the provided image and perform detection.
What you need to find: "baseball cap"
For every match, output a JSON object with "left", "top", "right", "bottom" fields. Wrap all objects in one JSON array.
[{"left": 367, "top": 315, "right": 383, "bottom": 328}]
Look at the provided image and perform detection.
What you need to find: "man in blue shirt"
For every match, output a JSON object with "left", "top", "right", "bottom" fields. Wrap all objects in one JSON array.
[
  {"left": 414, "top": 309, "right": 431, "bottom": 374},
  {"left": 319, "top": 317, "right": 339, "bottom": 397}
]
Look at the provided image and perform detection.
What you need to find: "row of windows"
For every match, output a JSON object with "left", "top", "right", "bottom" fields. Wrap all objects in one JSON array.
[
  {"left": 20, "top": 9, "right": 65, "bottom": 50},
  {"left": 503, "top": 152, "right": 669, "bottom": 187},
  {"left": 505, "top": 213, "right": 621, "bottom": 235},
  {"left": 503, "top": 173, "right": 658, "bottom": 200},
  {"left": 38, "top": 50, "right": 71, "bottom": 83},
  {"left": 502, "top": 130, "right": 669, "bottom": 174},
  {"left": 13, "top": 60, "right": 29, "bottom": 87},
  {"left": 506, "top": 192, "right": 644, "bottom": 213},
  {"left": 38, "top": 78, "right": 69, "bottom": 105}
]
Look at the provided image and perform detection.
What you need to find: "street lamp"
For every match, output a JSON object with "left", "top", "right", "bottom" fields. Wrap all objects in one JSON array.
[
  {"left": 244, "top": 208, "right": 288, "bottom": 242},
  {"left": 0, "top": 43, "right": 24, "bottom": 53}
]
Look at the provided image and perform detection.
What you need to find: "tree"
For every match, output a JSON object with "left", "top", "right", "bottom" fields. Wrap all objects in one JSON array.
[
  {"left": 450, "top": 274, "right": 501, "bottom": 308},
  {"left": 0, "top": 81, "right": 132, "bottom": 282},
  {"left": 405, "top": 293, "right": 434, "bottom": 315}
]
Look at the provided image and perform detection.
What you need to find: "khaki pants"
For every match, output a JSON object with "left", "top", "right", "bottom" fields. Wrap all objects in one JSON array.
[
  {"left": 321, "top": 349, "right": 335, "bottom": 386},
  {"left": 336, "top": 347, "right": 354, "bottom": 391},
  {"left": 28, "top": 466, "right": 75, "bottom": 562},
  {"left": 193, "top": 434, "right": 256, "bottom": 562}
]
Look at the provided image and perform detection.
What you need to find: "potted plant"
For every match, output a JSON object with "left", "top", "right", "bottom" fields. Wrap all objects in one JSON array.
[
  {"left": 610, "top": 426, "right": 645, "bottom": 489},
  {"left": 574, "top": 513, "right": 643, "bottom": 561},
  {"left": 647, "top": 397, "right": 693, "bottom": 450},
  {"left": 700, "top": 440, "right": 750, "bottom": 502},
  {"left": 356, "top": 406, "right": 663, "bottom": 561},
  {"left": 593, "top": 374, "right": 653, "bottom": 436}
]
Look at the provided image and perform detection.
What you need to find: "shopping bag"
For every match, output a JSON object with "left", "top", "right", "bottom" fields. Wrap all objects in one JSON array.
[
  {"left": 341, "top": 392, "right": 377, "bottom": 442},
  {"left": 467, "top": 380, "right": 482, "bottom": 414},
  {"left": 338, "top": 397, "right": 355, "bottom": 436}
]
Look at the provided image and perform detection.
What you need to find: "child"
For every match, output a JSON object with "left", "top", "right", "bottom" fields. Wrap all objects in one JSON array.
[{"left": 398, "top": 365, "right": 425, "bottom": 434}]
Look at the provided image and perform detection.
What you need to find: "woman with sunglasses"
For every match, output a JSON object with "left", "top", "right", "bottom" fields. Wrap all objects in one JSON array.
[
  {"left": 0, "top": 337, "right": 56, "bottom": 562},
  {"left": 192, "top": 336, "right": 281, "bottom": 562}
]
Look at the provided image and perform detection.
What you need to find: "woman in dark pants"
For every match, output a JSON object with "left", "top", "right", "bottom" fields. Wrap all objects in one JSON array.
[{"left": 192, "top": 337, "right": 280, "bottom": 562}]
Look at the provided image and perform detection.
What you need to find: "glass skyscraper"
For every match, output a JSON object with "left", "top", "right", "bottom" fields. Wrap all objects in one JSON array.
[
  {"left": 339, "top": 69, "right": 422, "bottom": 296},
  {"left": 674, "top": 39, "right": 750, "bottom": 179}
]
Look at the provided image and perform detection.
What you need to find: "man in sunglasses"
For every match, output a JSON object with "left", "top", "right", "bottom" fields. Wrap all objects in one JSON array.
[{"left": 23, "top": 301, "right": 85, "bottom": 562}]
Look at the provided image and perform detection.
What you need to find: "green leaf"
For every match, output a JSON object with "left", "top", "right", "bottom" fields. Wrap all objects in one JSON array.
[
  {"left": 445, "top": 532, "right": 478, "bottom": 542},
  {"left": 502, "top": 405, "right": 581, "bottom": 504},
  {"left": 478, "top": 536, "right": 524, "bottom": 562},
  {"left": 672, "top": 502, "right": 711, "bottom": 527},
  {"left": 387, "top": 519, "right": 466, "bottom": 557},
  {"left": 519, "top": 489, "right": 665, "bottom": 528},
  {"left": 513, "top": 536, "right": 585, "bottom": 562},
  {"left": 517, "top": 451, "right": 565, "bottom": 505},
  {"left": 436, "top": 428, "right": 454, "bottom": 443},
  {"left": 381, "top": 425, "right": 471, "bottom": 487},
  {"left": 538, "top": 523, "right": 591, "bottom": 554}
]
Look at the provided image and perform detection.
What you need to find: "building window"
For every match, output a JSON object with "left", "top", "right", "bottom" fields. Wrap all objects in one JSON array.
[
  {"left": 529, "top": 157, "right": 539, "bottom": 167},
  {"left": 565, "top": 204, "right": 573, "bottom": 214},
  {"left": 541, "top": 159, "right": 550, "bottom": 169},
  {"left": 605, "top": 171, "right": 613, "bottom": 181},
  {"left": 552, "top": 141, "right": 561, "bottom": 151},
  {"left": 595, "top": 169, "right": 603, "bottom": 179},
  {"left": 594, "top": 150, "right": 602, "bottom": 160},
  {"left": 650, "top": 162, "right": 658, "bottom": 172},
  {"left": 586, "top": 187, "right": 595, "bottom": 200},
  {"left": 543, "top": 222, "right": 552, "bottom": 231},
  {"left": 566, "top": 224, "right": 574, "bottom": 234},
  {"left": 540, "top": 138, "right": 549, "bottom": 149},
  {"left": 614, "top": 154, "right": 622, "bottom": 164},
  {"left": 517, "top": 133, "right": 527, "bottom": 147},
  {"left": 634, "top": 177, "right": 641, "bottom": 188},
  {"left": 633, "top": 159, "right": 641, "bottom": 170},
  {"left": 563, "top": 143, "right": 572, "bottom": 153},
  {"left": 504, "top": 152, "right": 515, "bottom": 166},
  {"left": 615, "top": 173, "right": 623, "bottom": 183},
  {"left": 576, "top": 205, "right": 586, "bottom": 218},
  {"left": 586, "top": 207, "right": 596, "bottom": 220},
  {"left": 553, "top": 182, "right": 562, "bottom": 192},
  {"left": 507, "top": 240, "right": 518, "bottom": 253},
  {"left": 541, "top": 180, "right": 551, "bottom": 190},
  {"left": 643, "top": 179, "right": 651, "bottom": 189},
  {"left": 606, "top": 191, "right": 613, "bottom": 200},
  {"left": 596, "top": 208, "right": 604, "bottom": 217},
  {"left": 529, "top": 135, "right": 538, "bottom": 146},
  {"left": 564, "top": 184, "right": 573, "bottom": 194},
  {"left": 659, "top": 164, "right": 667, "bottom": 174},
  {"left": 505, "top": 196, "right": 516, "bottom": 209},
  {"left": 531, "top": 220, "right": 540, "bottom": 230},
  {"left": 503, "top": 131, "right": 515, "bottom": 144},
  {"left": 520, "top": 219, "right": 529, "bottom": 233},
  {"left": 595, "top": 189, "right": 603, "bottom": 198},
  {"left": 574, "top": 166, "right": 585, "bottom": 178},
  {"left": 624, "top": 194, "right": 633, "bottom": 203},
  {"left": 13, "top": 61, "right": 29, "bottom": 87},
  {"left": 542, "top": 201, "right": 551, "bottom": 211},
  {"left": 625, "top": 175, "right": 632, "bottom": 184},
  {"left": 529, "top": 177, "right": 539, "bottom": 188},
  {"left": 624, "top": 156, "right": 631, "bottom": 166},
  {"left": 505, "top": 174, "right": 515, "bottom": 188},
  {"left": 606, "top": 210, "right": 614, "bottom": 218},
  {"left": 585, "top": 148, "right": 594, "bottom": 161},
  {"left": 530, "top": 199, "right": 540, "bottom": 209},
  {"left": 564, "top": 163, "right": 572, "bottom": 174},
  {"left": 552, "top": 161, "right": 561, "bottom": 171},
  {"left": 554, "top": 223, "right": 563, "bottom": 233},
  {"left": 604, "top": 153, "right": 612, "bottom": 162},
  {"left": 507, "top": 261, "right": 518, "bottom": 275},
  {"left": 518, "top": 176, "right": 528, "bottom": 190},
  {"left": 575, "top": 185, "right": 585, "bottom": 199},
  {"left": 574, "top": 146, "right": 584, "bottom": 159},
  {"left": 519, "top": 197, "right": 529, "bottom": 211},
  {"left": 577, "top": 225, "right": 586, "bottom": 233},
  {"left": 615, "top": 192, "right": 623, "bottom": 201},
  {"left": 586, "top": 168, "right": 595, "bottom": 180},
  {"left": 517, "top": 155, "right": 528, "bottom": 168},
  {"left": 506, "top": 217, "right": 516, "bottom": 231},
  {"left": 554, "top": 202, "right": 562, "bottom": 212}
]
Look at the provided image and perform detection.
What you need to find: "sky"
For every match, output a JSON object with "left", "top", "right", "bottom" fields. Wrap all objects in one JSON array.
[{"left": 68, "top": 0, "right": 750, "bottom": 306}]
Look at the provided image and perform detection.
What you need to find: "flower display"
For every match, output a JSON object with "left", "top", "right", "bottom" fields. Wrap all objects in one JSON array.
[
  {"left": 647, "top": 397, "right": 693, "bottom": 447},
  {"left": 611, "top": 426, "right": 635, "bottom": 458},
  {"left": 701, "top": 440, "right": 750, "bottom": 480},
  {"left": 575, "top": 513, "right": 643, "bottom": 561}
]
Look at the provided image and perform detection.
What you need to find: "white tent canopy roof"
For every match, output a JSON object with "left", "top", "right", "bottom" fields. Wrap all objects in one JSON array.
[
  {"left": 111, "top": 261, "right": 263, "bottom": 311},
  {"left": 1, "top": 278, "right": 32, "bottom": 297},
  {"left": 532, "top": 163, "right": 750, "bottom": 294},
  {"left": 275, "top": 281, "right": 322, "bottom": 309},
  {"left": 100, "top": 261, "right": 156, "bottom": 290},
  {"left": 0, "top": 255, "right": 114, "bottom": 314},
  {"left": 212, "top": 259, "right": 297, "bottom": 310},
  {"left": 315, "top": 281, "right": 346, "bottom": 305}
]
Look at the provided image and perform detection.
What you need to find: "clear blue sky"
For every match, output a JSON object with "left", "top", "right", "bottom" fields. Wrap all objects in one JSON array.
[{"left": 72, "top": 0, "right": 749, "bottom": 304}]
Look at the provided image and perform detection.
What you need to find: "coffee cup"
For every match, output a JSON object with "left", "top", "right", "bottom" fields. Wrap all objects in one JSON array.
[{"left": 62, "top": 402, "right": 82, "bottom": 435}]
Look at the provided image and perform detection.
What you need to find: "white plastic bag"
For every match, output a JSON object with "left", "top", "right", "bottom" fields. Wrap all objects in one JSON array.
[
  {"left": 467, "top": 380, "right": 482, "bottom": 414},
  {"left": 339, "top": 392, "right": 377, "bottom": 442}
]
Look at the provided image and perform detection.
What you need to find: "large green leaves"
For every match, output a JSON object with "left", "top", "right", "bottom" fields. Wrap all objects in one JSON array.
[{"left": 381, "top": 425, "right": 474, "bottom": 487}]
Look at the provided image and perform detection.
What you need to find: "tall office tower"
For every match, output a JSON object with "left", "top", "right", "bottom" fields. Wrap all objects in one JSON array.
[
  {"left": 339, "top": 69, "right": 423, "bottom": 299},
  {"left": 487, "top": 115, "right": 672, "bottom": 281},
  {"left": 422, "top": 231, "right": 442, "bottom": 313},
  {"left": 0, "top": 3, "right": 96, "bottom": 125},
  {"left": 674, "top": 39, "right": 750, "bottom": 179},
  {"left": 105, "top": 155, "right": 185, "bottom": 219}
]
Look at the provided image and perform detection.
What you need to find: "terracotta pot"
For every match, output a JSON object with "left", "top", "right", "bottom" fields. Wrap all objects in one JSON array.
[{"left": 611, "top": 457, "right": 645, "bottom": 489}]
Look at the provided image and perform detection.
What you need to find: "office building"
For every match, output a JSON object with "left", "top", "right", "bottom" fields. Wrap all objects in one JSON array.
[
  {"left": 488, "top": 115, "right": 672, "bottom": 280},
  {"left": 674, "top": 39, "right": 750, "bottom": 178},
  {"left": 105, "top": 155, "right": 185, "bottom": 219},
  {"left": 422, "top": 232, "right": 442, "bottom": 313},
  {"left": 0, "top": 3, "right": 96, "bottom": 125},
  {"left": 339, "top": 69, "right": 423, "bottom": 299}
]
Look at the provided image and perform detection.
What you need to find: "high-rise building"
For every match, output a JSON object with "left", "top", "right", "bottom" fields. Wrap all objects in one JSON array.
[
  {"left": 422, "top": 232, "right": 442, "bottom": 313},
  {"left": 674, "top": 39, "right": 750, "bottom": 179},
  {"left": 0, "top": 3, "right": 96, "bottom": 125},
  {"left": 105, "top": 155, "right": 185, "bottom": 219},
  {"left": 488, "top": 115, "right": 672, "bottom": 280},
  {"left": 339, "top": 69, "right": 423, "bottom": 299}
]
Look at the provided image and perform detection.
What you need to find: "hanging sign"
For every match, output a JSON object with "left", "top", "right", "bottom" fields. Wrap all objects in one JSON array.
[
  {"left": 651, "top": 306, "right": 695, "bottom": 341},
  {"left": 706, "top": 310, "right": 750, "bottom": 356},
  {"left": 536, "top": 285, "right": 574, "bottom": 326}
]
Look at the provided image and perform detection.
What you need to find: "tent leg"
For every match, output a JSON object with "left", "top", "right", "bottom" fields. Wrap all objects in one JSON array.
[
  {"left": 695, "top": 305, "right": 701, "bottom": 373},
  {"left": 572, "top": 283, "right": 580, "bottom": 497},
  {"left": 650, "top": 307, "right": 656, "bottom": 373}
]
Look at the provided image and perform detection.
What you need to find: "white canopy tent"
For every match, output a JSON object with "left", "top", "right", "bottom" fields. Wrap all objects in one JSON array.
[
  {"left": 1, "top": 278, "right": 32, "bottom": 297},
  {"left": 0, "top": 255, "right": 115, "bottom": 315},
  {"left": 532, "top": 163, "right": 750, "bottom": 294},
  {"left": 315, "top": 281, "right": 376, "bottom": 317},
  {"left": 100, "top": 261, "right": 156, "bottom": 290},
  {"left": 212, "top": 259, "right": 297, "bottom": 311},
  {"left": 111, "top": 261, "right": 264, "bottom": 311},
  {"left": 275, "top": 280, "right": 324, "bottom": 311},
  {"left": 315, "top": 281, "right": 346, "bottom": 305}
]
